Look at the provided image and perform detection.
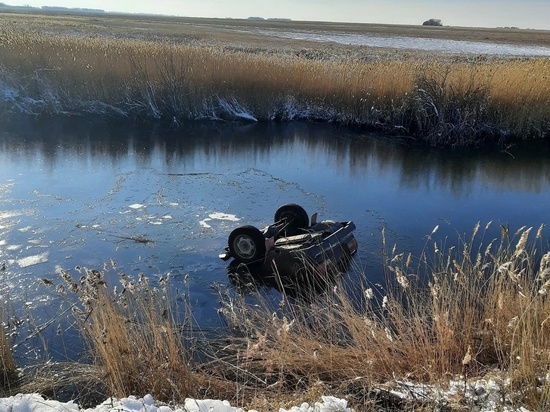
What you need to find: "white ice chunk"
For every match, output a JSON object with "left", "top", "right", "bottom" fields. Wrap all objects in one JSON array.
[
  {"left": 17, "top": 252, "right": 49, "bottom": 268},
  {"left": 209, "top": 212, "right": 240, "bottom": 222},
  {"left": 199, "top": 219, "right": 212, "bottom": 228}
]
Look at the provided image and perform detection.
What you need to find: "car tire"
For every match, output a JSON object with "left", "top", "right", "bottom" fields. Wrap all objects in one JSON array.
[
  {"left": 274, "top": 204, "right": 309, "bottom": 236},
  {"left": 228, "top": 225, "right": 266, "bottom": 263}
]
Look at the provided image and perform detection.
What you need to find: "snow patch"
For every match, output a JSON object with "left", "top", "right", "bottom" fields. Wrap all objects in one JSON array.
[
  {"left": 0, "top": 211, "right": 23, "bottom": 219},
  {"left": 0, "top": 394, "right": 354, "bottom": 412},
  {"left": 280, "top": 396, "right": 353, "bottom": 412},
  {"left": 217, "top": 97, "right": 257, "bottom": 122}
]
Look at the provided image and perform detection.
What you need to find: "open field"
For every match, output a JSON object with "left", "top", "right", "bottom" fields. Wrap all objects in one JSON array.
[
  {"left": 1, "top": 11, "right": 550, "bottom": 145},
  {"left": 3, "top": 9, "right": 550, "bottom": 50}
]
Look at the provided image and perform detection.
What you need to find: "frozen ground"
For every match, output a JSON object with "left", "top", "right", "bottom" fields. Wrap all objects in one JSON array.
[{"left": 0, "top": 377, "right": 534, "bottom": 411}]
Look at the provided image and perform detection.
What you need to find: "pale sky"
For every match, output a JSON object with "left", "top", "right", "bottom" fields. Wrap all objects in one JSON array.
[{"left": 5, "top": 1, "right": 550, "bottom": 30}]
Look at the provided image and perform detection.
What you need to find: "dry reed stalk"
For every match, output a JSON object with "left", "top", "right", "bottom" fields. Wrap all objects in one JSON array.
[
  {"left": 60, "top": 267, "right": 230, "bottom": 404},
  {"left": 1, "top": 308, "right": 18, "bottom": 392}
]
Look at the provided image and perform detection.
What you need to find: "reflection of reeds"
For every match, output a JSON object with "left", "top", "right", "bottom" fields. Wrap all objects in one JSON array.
[{"left": 1, "top": 17, "right": 549, "bottom": 145}]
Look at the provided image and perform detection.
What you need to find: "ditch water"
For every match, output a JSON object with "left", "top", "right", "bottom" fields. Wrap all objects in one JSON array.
[{"left": 1, "top": 117, "right": 550, "bottom": 364}]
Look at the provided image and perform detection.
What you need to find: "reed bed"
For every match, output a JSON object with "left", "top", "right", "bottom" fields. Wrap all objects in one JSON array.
[
  {"left": 215, "top": 223, "right": 550, "bottom": 409},
  {"left": 2, "top": 224, "right": 549, "bottom": 409},
  {"left": 53, "top": 265, "right": 234, "bottom": 404},
  {"left": 1, "top": 17, "right": 550, "bottom": 145}
]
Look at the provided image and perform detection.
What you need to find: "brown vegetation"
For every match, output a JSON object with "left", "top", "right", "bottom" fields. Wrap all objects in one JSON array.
[
  {"left": 1, "top": 12, "right": 550, "bottom": 408},
  {"left": 1, "top": 12, "right": 549, "bottom": 145},
  {"left": 1, "top": 309, "right": 18, "bottom": 392},
  {"left": 214, "top": 224, "right": 550, "bottom": 409},
  {"left": 54, "top": 267, "right": 234, "bottom": 403},
  {"left": 4, "top": 224, "right": 548, "bottom": 410}
]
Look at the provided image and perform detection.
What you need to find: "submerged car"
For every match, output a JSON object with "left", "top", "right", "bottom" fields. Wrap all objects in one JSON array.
[{"left": 219, "top": 204, "right": 358, "bottom": 282}]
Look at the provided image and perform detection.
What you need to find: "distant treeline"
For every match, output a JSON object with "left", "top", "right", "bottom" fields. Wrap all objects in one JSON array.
[
  {"left": 247, "top": 16, "right": 292, "bottom": 21},
  {"left": 0, "top": 3, "right": 105, "bottom": 13}
]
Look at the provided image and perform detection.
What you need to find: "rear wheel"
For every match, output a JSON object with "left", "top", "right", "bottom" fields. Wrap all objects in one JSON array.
[
  {"left": 228, "top": 225, "right": 266, "bottom": 263},
  {"left": 274, "top": 204, "right": 309, "bottom": 236}
]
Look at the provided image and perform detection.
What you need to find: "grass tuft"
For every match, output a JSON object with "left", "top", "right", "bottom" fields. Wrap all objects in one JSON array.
[{"left": 58, "top": 266, "right": 232, "bottom": 404}]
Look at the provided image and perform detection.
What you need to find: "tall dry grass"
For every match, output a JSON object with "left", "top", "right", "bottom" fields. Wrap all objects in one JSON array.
[
  {"left": 1, "top": 18, "right": 549, "bottom": 145},
  {"left": 1, "top": 307, "right": 18, "bottom": 393},
  {"left": 57, "top": 266, "right": 232, "bottom": 404},
  {"left": 216, "top": 223, "right": 550, "bottom": 409},
  {"left": 7, "top": 223, "right": 548, "bottom": 409}
]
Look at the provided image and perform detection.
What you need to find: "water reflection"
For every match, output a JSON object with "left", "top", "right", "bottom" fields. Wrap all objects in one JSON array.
[
  {"left": 1, "top": 116, "right": 550, "bottom": 365},
  {"left": 2, "top": 118, "right": 550, "bottom": 198}
]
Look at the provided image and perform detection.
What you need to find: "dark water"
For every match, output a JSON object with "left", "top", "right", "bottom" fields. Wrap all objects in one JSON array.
[{"left": 1, "top": 117, "right": 550, "bottom": 363}]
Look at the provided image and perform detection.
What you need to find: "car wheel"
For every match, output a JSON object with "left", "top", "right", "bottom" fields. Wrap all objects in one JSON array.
[
  {"left": 228, "top": 225, "right": 266, "bottom": 263},
  {"left": 274, "top": 204, "right": 309, "bottom": 236}
]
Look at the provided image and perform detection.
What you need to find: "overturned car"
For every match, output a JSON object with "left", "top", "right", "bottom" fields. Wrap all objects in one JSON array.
[{"left": 220, "top": 204, "right": 357, "bottom": 285}]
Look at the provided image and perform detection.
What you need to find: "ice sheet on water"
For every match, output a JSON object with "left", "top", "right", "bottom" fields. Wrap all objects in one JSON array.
[
  {"left": 209, "top": 212, "right": 240, "bottom": 222},
  {"left": 16, "top": 251, "right": 49, "bottom": 268},
  {"left": 200, "top": 212, "right": 241, "bottom": 229},
  {"left": 256, "top": 28, "right": 550, "bottom": 57}
]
